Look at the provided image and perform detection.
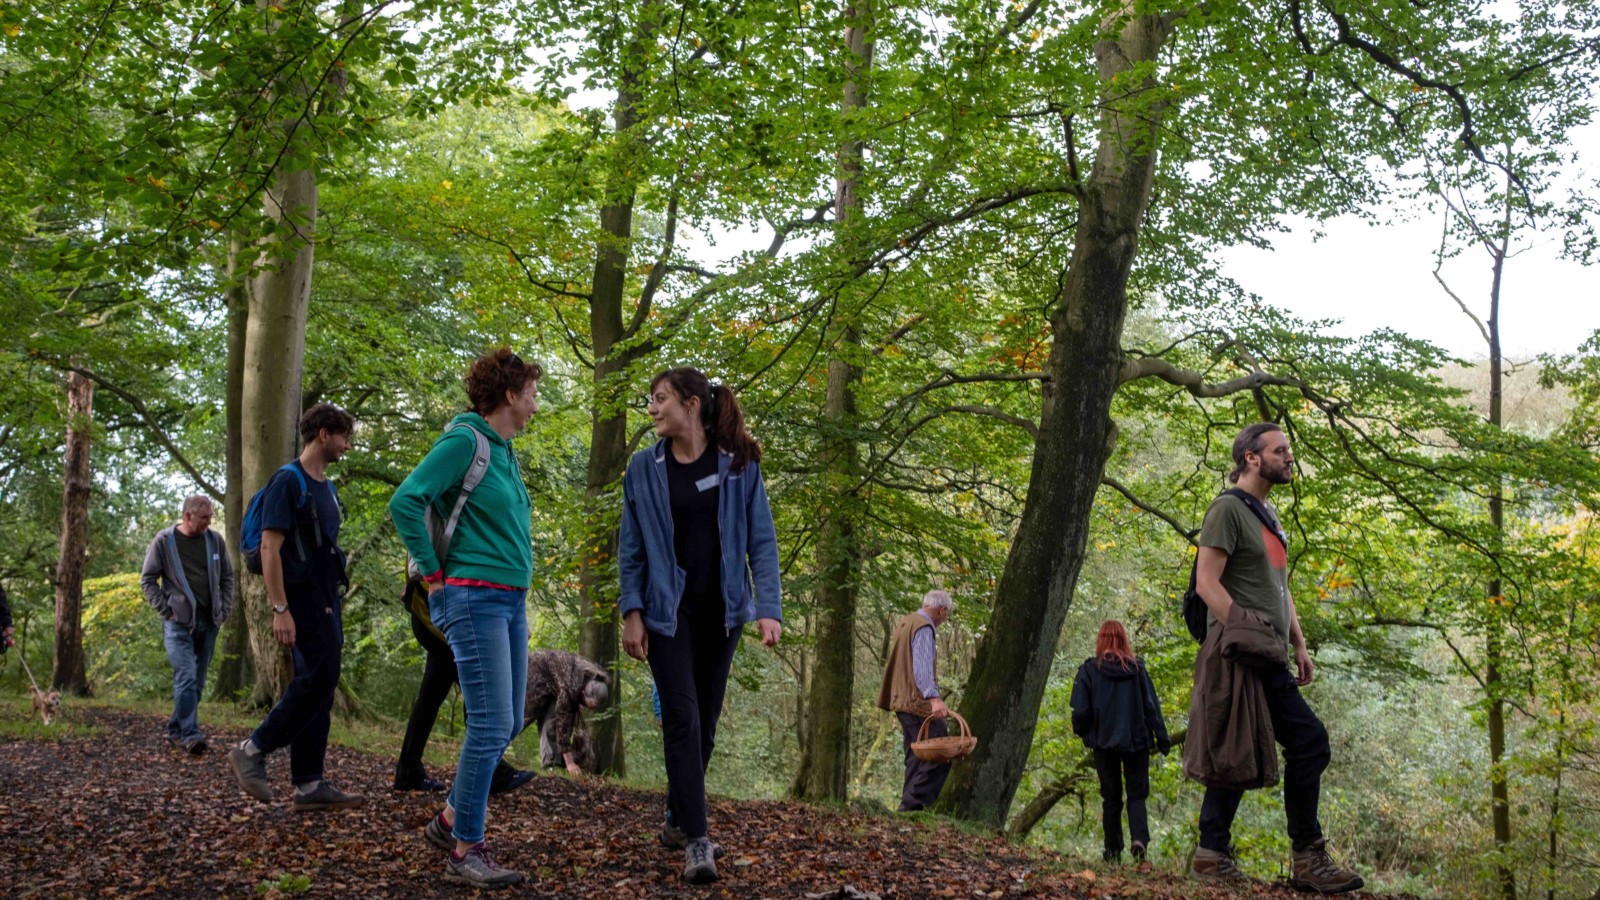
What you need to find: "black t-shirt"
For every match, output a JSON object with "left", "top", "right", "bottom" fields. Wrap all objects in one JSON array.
[
  {"left": 665, "top": 439, "right": 722, "bottom": 608},
  {"left": 174, "top": 528, "right": 212, "bottom": 612}
]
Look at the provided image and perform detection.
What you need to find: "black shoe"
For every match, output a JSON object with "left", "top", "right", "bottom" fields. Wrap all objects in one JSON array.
[
  {"left": 183, "top": 737, "right": 208, "bottom": 756},
  {"left": 394, "top": 763, "right": 447, "bottom": 792},
  {"left": 488, "top": 762, "right": 534, "bottom": 796}
]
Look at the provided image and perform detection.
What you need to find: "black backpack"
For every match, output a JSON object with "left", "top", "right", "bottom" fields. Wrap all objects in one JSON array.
[{"left": 1182, "top": 488, "right": 1288, "bottom": 643}]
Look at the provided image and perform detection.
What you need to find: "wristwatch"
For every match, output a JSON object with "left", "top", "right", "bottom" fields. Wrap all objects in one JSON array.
[{"left": 272, "top": 603, "right": 289, "bottom": 614}]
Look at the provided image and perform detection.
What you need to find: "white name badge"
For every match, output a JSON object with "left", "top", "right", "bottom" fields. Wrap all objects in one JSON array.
[{"left": 695, "top": 474, "right": 719, "bottom": 492}]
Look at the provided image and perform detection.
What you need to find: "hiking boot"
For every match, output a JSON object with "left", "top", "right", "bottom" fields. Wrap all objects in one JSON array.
[
  {"left": 228, "top": 744, "right": 273, "bottom": 802},
  {"left": 1131, "top": 841, "right": 1151, "bottom": 872},
  {"left": 183, "top": 737, "right": 208, "bottom": 756},
  {"left": 659, "top": 818, "right": 725, "bottom": 858},
  {"left": 488, "top": 761, "right": 535, "bottom": 796},
  {"left": 445, "top": 842, "right": 523, "bottom": 888},
  {"left": 1291, "top": 839, "right": 1365, "bottom": 894},
  {"left": 684, "top": 837, "right": 719, "bottom": 884},
  {"left": 1190, "top": 845, "right": 1250, "bottom": 883},
  {"left": 423, "top": 812, "right": 454, "bottom": 852},
  {"left": 293, "top": 781, "right": 367, "bottom": 812}
]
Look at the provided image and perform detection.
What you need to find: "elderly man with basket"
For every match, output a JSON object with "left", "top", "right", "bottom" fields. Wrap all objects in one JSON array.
[{"left": 878, "top": 589, "right": 972, "bottom": 811}]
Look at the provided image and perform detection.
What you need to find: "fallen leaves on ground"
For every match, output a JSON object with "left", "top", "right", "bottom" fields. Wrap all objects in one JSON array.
[{"left": 0, "top": 707, "right": 1418, "bottom": 899}]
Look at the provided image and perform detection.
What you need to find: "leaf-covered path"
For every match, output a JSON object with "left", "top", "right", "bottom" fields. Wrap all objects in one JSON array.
[{"left": 1, "top": 707, "right": 1414, "bottom": 898}]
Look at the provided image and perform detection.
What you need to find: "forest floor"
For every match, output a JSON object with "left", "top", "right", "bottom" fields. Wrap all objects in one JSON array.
[{"left": 0, "top": 703, "right": 1421, "bottom": 899}]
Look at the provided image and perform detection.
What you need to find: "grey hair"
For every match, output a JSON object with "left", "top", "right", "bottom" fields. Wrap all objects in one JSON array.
[
  {"left": 921, "top": 589, "right": 953, "bottom": 612},
  {"left": 182, "top": 494, "right": 213, "bottom": 516},
  {"left": 583, "top": 677, "right": 609, "bottom": 707}
]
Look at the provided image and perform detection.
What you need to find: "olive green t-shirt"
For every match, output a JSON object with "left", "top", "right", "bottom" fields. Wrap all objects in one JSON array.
[{"left": 1198, "top": 493, "right": 1291, "bottom": 646}]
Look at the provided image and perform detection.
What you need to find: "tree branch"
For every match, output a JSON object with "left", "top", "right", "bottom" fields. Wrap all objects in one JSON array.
[
  {"left": 58, "top": 364, "right": 223, "bottom": 500},
  {"left": 1101, "top": 475, "right": 1198, "bottom": 544}
]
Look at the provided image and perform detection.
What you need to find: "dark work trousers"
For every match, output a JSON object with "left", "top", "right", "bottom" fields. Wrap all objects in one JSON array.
[
  {"left": 1199, "top": 666, "right": 1331, "bottom": 853},
  {"left": 397, "top": 610, "right": 456, "bottom": 777},
  {"left": 250, "top": 577, "right": 343, "bottom": 786},
  {"left": 1092, "top": 748, "right": 1151, "bottom": 857},
  {"left": 895, "top": 713, "right": 952, "bottom": 811},
  {"left": 645, "top": 600, "right": 741, "bottom": 841}
]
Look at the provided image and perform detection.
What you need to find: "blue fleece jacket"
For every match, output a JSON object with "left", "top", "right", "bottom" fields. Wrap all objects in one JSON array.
[{"left": 618, "top": 440, "right": 782, "bottom": 636}]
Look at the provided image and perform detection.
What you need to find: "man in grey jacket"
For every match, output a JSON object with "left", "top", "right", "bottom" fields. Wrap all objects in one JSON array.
[{"left": 141, "top": 494, "right": 234, "bottom": 754}]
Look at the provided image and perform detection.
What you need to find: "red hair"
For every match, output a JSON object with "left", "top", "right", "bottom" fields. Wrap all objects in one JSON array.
[{"left": 1096, "top": 620, "right": 1137, "bottom": 669}]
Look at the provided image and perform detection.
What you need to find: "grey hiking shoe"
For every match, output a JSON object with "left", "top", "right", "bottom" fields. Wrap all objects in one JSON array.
[
  {"left": 293, "top": 781, "right": 367, "bottom": 812},
  {"left": 228, "top": 745, "right": 272, "bottom": 802},
  {"left": 684, "top": 837, "right": 719, "bottom": 884},
  {"left": 424, "top": 812, "right": 454, "bottom": 852},
  {"left": 445, "top": 842, "right": 523, "bottom": 888},
  {"left": 1291, "top": 839, "right": 1365, "bottom": 894},
  {"left": 1190, "top": 845, "right": 1250, "bottom": 883},
  {"left": 659, "top": 817, "right": 725, "bottom": 858}
]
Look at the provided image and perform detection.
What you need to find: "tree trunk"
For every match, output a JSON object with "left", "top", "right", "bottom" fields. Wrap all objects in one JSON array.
[
  {"left": 240, "top": 165, "right": 316, "bottom": 706},
  {"left": 935, "top": 6, "right": 1169, "bottom": 827},
  {"left": 1485, "top": 178, "right": 1515, "bottom": 900},
  {"left": 793, "top": 0, "right": 872, "bottom": 803},
  {"left": 214, "top": 234, "right": 255, "bottom": 700},
  {"left": 51, "top": 371, "right": 94, "bottom": 696},
  {"left": 577, "top": 63, "right": 644, "bottom": 772}
]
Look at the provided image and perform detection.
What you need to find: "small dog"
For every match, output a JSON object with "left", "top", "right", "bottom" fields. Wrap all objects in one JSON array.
[{"left": 31, "top": 689, "right": 61, "bottom": 725}]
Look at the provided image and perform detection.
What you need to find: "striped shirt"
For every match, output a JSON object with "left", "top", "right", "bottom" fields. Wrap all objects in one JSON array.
[{"left": 911, "top": 610, "right": 940, "bottom": 699}]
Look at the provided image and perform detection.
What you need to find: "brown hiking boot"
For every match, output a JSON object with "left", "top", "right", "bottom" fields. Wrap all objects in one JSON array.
[
  {"left": 1190, "top": 845, "right": 1250, "bottom": 884},
  {"left": 1291, "top": 839, "right": 1364, "bottom": 894}
]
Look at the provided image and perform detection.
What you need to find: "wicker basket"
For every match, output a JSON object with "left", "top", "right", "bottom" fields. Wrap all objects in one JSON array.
[{"left": 911, "top": 711, "right": 978, "bottom": 763}]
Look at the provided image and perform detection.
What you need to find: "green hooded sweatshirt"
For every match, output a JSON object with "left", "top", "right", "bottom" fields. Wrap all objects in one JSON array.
[{"left": 389, "top": 412, "right": 533, "bottom": 589}]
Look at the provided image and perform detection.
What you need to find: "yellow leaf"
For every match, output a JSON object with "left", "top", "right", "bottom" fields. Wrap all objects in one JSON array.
[
  {"left": 3, "top": 24, "right": 20, "bottom": 37},
  {"left": 148, "top": 174, "right": 167, "bottom": 190}
]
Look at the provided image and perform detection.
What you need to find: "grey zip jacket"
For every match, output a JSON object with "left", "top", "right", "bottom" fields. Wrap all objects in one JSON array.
[{"left": 140, "top": 525, "right": 235, "bottom": 630}]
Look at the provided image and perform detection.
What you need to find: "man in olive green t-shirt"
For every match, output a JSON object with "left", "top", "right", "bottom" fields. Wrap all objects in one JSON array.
[{"left": 1188, "top": 423, "right": 1363, "bottom": 894}]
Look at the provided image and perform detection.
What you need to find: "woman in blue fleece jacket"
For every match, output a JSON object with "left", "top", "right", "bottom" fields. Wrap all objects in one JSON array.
[{"left": 619, "top": 366, "right": 782, "bottom": 885}]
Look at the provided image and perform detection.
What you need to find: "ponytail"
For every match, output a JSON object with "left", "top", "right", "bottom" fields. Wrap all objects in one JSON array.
[{"left": 650, "top": 368, "right": 763, "bottom": 471}]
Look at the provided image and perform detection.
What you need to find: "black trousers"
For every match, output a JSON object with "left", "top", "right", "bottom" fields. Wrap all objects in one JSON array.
[
  {"left": 397, "top": 611, "right": 456, "bottom": 776},
  {"left": 1092, "top": 748, "right": 1151, "bottom": 856},
  {"left": 646, "top": 603, "right": 740, "bottom": 840},
  {"left": 1199, "top": 666, "right": 1331, "bottom": 853},
  {"left": 896, "top": 712, "right": 952, "bottom": 811},
  {"left": 250, "top": 578, "right": 342, "bottom": 786}
]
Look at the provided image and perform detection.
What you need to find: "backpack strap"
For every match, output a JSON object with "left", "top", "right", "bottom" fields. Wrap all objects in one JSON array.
[
  {"left": 432, "top": 424, "right": 493, "bottom": 563},
  {"left": 279, "top": 461, "right": 323, "bottom": 559},
  {"left": 1221, "top": 487, "right": 1287, "bottom": 549}
]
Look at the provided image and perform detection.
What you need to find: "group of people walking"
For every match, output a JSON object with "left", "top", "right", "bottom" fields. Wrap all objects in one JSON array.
[
  {"left": 136, "top": 353, "right": 1363, "bottom": 894},
  {"left": 138, "top": 350, "right": 783, "bottom": 889}
]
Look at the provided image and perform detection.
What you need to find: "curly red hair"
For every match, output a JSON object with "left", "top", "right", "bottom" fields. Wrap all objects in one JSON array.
[{"left": 464, "top": 347, "right": 543, "bottom": 416}]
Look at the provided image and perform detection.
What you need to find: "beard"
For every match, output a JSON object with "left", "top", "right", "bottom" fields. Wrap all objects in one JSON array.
[{"left": 1263, "top": 461, "right": 1294, "bottom": 484}]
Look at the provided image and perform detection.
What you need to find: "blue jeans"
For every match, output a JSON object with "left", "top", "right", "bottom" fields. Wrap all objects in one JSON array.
[
  {"left": 163, "top": 617, "right": 218, "bottom": 742},
  {"left": 430, "top": 584, "right": 528, "bottom": 844}
]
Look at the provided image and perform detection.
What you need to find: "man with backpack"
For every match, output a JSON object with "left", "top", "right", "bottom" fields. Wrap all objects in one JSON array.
[
  {"left": 140, "top": 494, "right": 234, "bottom": 755},
  {"left": 228, "top": 402, "right": 365, "bottom": 812},
  {"left": 1186, "top": 422, "right": 1362, "bottom": 893}
]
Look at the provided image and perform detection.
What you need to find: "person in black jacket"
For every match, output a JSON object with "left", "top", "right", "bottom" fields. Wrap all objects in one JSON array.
[{"left": 1070, "top": 620, "right": 1170, "bottom": 862}]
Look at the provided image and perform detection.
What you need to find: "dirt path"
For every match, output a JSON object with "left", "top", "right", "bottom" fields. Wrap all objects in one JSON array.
[{"left": 0, "top": 707, "right": 1413, "bottom": 898}]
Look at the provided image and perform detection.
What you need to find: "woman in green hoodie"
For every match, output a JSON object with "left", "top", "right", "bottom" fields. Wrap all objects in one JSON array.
[{"left": 389, "top": 347, "right": 540, "bottom": 889}]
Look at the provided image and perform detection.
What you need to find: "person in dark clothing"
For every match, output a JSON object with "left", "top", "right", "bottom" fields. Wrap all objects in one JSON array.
[
  {"left": 392, "top": 577, "right": 534, "bottom": 795},
  {"left": 620, "top": 367, "right": 783, "bottom": 885},
  {"left": 0, "top": 582, "right": 14, "bottom": 652},
  {"left": 140, "top": 494, "right": 235, "bottom": 755},
  {"left": 1070, "top": 620, "right": 1170, "bottom": 862},
  {"left": 227, "top": 403, "right": 365, "bottom": 813}
]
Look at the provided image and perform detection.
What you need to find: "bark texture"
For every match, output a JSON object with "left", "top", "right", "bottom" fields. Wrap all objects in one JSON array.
[
  {"left": 51, "top": 371, "right": 94, "bottom": 696},
  {"left": 793, "top": 0, "right": 872, "bottom": 802},
  {"left": 214, "top": 235, "right": 254, "bottom": 699},
  {"left": 935, "top": 6, "right": 1170, "bottom": 827},
  {"left": 240, "top": 166, "right": 316, "bottom": 706}
]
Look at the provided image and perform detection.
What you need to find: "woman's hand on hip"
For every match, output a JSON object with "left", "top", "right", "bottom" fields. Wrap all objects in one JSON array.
[
  {"left": 756, "top": 617, "right": 781, "bottom": 647},
  {"left": 622, "top": 610, "right": 648, "bottom": 661}
]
